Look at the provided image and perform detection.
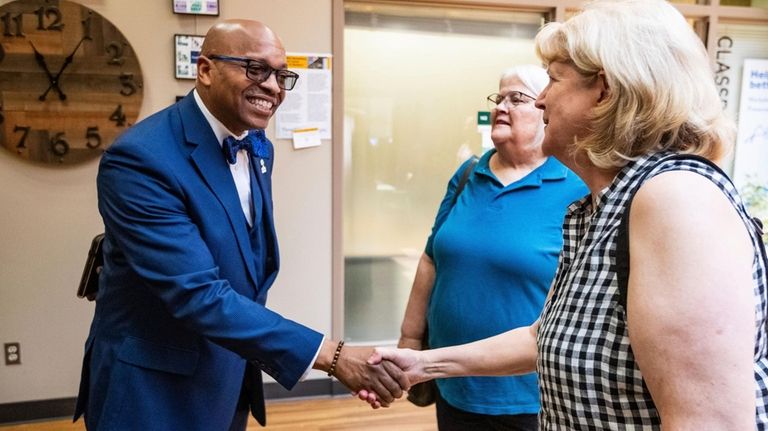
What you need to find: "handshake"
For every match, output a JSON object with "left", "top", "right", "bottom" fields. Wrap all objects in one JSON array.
[{"left": 317, "top": 341, "right": 427, "bottom": 409}]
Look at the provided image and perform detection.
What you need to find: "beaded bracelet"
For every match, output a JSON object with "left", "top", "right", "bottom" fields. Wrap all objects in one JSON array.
[{"left": 327, "top": 340, "right": 345, "bottom": 377}]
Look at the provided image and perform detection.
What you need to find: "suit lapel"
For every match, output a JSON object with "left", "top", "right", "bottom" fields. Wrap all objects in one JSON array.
[
  {"left": 178, "top": 94, "right": 260, "bottom": 288},
  {"left": 250, "top": 152, "right": 280, "bottom": 277}
]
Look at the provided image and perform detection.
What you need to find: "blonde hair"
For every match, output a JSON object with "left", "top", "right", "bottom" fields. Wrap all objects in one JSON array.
[{"left": 535, "top": 0, "right": 734, "bottom": 169}]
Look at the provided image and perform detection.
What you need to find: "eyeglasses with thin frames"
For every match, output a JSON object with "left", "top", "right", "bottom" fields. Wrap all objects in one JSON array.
[
  {"left": 486, "top": 90, "right": 536, "bottom": 109},
  {"left": 208, "top": 55, "right": 300, "bottom": 90}
]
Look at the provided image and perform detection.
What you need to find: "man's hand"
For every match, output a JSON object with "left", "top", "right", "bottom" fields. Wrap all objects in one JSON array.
[
  {"left": 357, "top": 347, "right": 428, "bottom": 408},
  {"left": 334, "top": 345, "right": 410, "bottom": 408},
  {"left": 314, "top": 341, "right": 410, "bottom": 409}
]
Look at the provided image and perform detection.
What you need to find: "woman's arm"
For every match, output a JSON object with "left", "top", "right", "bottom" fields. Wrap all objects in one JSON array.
[
  {"left": 361, "top": 258, "right": 557, "bottom": 406},
  {"left": 398, "top": 253, "right": 436, "bottom": 350},
  {"left": 372, "top": 321, "right": 539, "bottom": 386},
  {"left": 627, "top": 170, "right": 756, "bottom": 429}
]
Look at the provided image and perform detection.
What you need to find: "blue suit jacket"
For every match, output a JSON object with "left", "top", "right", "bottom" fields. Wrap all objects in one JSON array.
[{"left": 74, "top": 93, "right": 323, "bottom": 430}]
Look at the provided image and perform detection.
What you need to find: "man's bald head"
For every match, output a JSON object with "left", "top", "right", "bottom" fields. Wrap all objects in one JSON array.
[{"left": 200, "top": 20, "right": 284, "bottom": 58}]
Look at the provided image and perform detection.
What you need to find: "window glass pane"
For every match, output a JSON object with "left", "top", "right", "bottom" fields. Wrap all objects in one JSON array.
[{"left": 343, "top": 3, "right": 544, "bottom": 342}]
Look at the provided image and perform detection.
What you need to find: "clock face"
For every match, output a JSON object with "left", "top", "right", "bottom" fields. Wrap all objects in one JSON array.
[{"left": 0, "top": 0, "right": 143, "bottom": 165}]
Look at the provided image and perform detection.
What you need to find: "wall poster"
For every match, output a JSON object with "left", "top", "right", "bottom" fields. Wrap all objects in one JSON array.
[
  {"left": 733, "top": 58, "right": 768, "bottom": 241},
  {"left": 275, "top": 53, "right": 332, "bottom": 140}
]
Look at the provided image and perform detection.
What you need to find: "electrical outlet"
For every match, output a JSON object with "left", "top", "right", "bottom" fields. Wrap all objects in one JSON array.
[{"left": 4, "top": 342, "right": 21, "bottom": 365}]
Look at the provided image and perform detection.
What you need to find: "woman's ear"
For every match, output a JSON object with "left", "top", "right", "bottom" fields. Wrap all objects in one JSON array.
[{"left": 596, "top": 70, "right": 610, "bottom": 103}]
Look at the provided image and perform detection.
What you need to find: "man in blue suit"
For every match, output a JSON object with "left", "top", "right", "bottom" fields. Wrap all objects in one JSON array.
[{"left": 74, "top": 20, "right": 407, "bottom": 430}]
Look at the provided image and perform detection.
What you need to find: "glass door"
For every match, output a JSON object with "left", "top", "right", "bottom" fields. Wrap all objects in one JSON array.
[{"left": 343, "top": 2, "right": 546, "bottom": 342}]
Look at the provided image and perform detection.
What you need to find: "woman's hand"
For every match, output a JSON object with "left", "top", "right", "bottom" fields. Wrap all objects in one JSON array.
[{"left": 357, "top": 347, "right": 428, "bottom": 408}]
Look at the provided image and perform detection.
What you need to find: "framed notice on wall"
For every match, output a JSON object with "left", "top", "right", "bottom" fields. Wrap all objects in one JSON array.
[
  {"left": 175, "top": 34, "right": 205, "bottom": 80},
  {"left": 173, "top": 0, "right": 219, "bottom": 16}
]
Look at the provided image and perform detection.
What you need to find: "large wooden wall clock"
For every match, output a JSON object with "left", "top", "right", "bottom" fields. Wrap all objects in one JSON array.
[{"left": 0, "top": 0, "right": 143, "bottom": 165}]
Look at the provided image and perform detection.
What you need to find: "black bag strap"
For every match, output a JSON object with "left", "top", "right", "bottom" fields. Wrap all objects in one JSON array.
[
  {"left": 425, "top": 155, "right": 477, "bottom": 325},
  {"left": 431, "top": 156, "right": 477, "bottom": 237},
  {"left": 450, "top": 156, "right": 478, "bottom": 208},
  {"left": 615, "top": 153, "right": 759, "bottom": 309}
]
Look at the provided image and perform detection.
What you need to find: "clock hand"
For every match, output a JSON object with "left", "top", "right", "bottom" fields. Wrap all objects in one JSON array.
[
  {"left": 40, "top": 36, "right": 88, "bottom": 101},
  {"left": 29, "top": 42, "right": 62, "bottom": 101}
]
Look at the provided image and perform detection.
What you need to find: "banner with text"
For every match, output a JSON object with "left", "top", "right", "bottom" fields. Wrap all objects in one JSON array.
[{"left": 733, "top": 58, "right": 768, "bottom": 238}]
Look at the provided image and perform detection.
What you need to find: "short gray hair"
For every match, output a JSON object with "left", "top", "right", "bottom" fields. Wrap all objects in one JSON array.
[{"left": 500, "top": 64, "right": 548, "bottom": 98}]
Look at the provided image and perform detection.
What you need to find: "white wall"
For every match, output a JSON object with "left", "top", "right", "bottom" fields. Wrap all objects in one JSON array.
[{"left": 0, "top": 0, "right": 333, "bottom": 404}]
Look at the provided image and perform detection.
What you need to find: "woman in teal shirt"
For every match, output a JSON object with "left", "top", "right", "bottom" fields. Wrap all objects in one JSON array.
[{"left": 398, "top": 65, "right": 586, "bottom": 430}]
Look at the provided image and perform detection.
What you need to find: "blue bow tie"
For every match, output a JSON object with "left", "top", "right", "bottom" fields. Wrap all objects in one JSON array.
[{"left": 222, "top": 130, "right": 271, "bottom": 164}]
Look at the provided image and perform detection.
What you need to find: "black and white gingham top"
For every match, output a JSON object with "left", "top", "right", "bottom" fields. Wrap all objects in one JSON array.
[{"left": 537, "top": 151, "right": 768, "bottom": 429}]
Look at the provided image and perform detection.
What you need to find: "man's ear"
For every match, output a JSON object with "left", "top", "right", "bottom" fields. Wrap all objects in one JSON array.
[
  {"left": 197, "top": 56, "right": 213, "bottom": 86},
  {"left": 596, "top": 70, "right": 609, "bottom": 103}
]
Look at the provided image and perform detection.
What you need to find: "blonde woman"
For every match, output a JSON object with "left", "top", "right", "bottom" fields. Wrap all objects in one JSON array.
[{"left": 364, "top": 0, "right": 768, "bottom": 428}]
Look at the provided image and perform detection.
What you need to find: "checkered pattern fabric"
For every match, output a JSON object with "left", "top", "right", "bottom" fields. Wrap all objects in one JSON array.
[{"left": 537, "top": 151, "right": 768, "bottom": 430}]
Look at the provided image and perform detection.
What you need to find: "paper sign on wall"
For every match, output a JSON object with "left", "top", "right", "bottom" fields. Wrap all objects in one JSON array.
[
  {"left": 276, "top": 53, "right": 333, "bottom": 141},
  {"left": 292, "top": 128, "right": 322, "bottom": 149}
]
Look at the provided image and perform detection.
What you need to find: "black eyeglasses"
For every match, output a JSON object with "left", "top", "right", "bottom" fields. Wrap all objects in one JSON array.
[
  {"left": 208, "top": 55, "right": 299, "bottom": 90},
  {"left": 486, "top": 90, "right": 536, "bottom": 108}
]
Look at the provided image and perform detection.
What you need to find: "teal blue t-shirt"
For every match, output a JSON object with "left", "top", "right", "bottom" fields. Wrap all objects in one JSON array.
[{"left": 425, "top": 150, "right": 587, "bottom": 415}]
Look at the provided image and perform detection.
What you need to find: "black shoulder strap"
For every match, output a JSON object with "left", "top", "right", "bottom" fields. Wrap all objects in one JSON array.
[
  {"left": 616, "top": 154, "right": 731, "bottom": 308},
  {"left": 450, "top": 156, "right": 478, "bottom": 208},
  {"left": 431, "top": 156, "right": 478, "bottom": 236}
]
